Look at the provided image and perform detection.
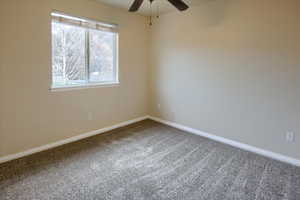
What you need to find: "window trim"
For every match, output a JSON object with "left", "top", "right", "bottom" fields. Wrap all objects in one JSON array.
[
  {"left": 50, "top": 12, "right": 119, "bottom": 91},
  {"left": 50, "top": 81, "right": 120, "bottom": 92}
]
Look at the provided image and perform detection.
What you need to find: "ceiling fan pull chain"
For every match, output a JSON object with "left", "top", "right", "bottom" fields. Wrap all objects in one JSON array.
[{"left": 149, "top": 0, "right": 153, "bottom": 26}]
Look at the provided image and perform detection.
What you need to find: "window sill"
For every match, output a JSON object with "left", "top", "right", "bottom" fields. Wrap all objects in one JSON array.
[{"left": 50, "top": 82, "right": 120, "bottom": 92}]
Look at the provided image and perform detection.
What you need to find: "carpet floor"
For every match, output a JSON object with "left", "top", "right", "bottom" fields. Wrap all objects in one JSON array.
[{"left": 0, "top": 120, "right": 299, "bottom": 200}]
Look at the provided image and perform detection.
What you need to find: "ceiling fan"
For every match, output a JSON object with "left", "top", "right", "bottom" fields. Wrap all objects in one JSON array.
[{"left": 129, "top": 0, "right": 189, "bottom": 12}]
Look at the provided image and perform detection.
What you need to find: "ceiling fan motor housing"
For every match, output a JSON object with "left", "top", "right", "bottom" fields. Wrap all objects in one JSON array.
[{"left": 129, "top": 0, "right": 189, "bottom": 12}]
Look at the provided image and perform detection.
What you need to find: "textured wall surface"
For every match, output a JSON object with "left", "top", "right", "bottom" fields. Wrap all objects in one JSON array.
[
  {"left": 0, "top": 0, "right": 150, "bottom": 156},
  {"left": 1, "top": 0, "right": 300, "bottom": 161},
  {"left": 150, "top": 0, "right": 300, "bottom": 159}
]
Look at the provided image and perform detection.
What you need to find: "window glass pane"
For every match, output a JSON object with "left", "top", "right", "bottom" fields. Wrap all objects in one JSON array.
[
  {"left": 89, "top": 30, "right": 116, "bottom": 82},
  {"left": 52, "top": 22, "right": 86, "bottom": 87}
]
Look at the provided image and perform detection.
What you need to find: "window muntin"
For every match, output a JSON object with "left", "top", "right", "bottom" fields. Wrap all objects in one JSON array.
[{"left": 51, "top": 12, "right": 118, "bottom": 89}]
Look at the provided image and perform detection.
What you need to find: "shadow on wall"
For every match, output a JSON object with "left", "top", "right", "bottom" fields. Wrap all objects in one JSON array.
[
  {"left": 187, "top": 0, "right": 234, "bottom": 27},
  {"left": 157, "top": 0, "right": 234, "bottom": 29},
  {"left": 152, "top": 0, "right": 235, "bottom": 49},
  {"left": 150, "top": 0, "right": 300, "bottom": 159}
]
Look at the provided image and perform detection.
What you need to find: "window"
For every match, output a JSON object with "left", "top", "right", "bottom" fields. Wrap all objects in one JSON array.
[{"left": 51, "top": 12, "right": 118, "bottom": 89}]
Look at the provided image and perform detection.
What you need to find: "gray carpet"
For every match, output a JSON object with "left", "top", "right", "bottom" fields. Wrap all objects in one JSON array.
[{"left": 0, "top": 120, "right": 300, "bottom": 200}]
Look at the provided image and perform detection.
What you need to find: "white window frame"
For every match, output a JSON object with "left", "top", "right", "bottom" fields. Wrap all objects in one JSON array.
[{"left": 50, "top": 12, "right": 119, "bottom": 91}]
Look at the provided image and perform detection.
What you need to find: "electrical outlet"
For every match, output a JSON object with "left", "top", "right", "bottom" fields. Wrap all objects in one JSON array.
[
  {"left": 157, "top": 104, "right": 161, "bottom": 110},
  {"left": 286, "top": 132, "right": 295, "bottom": 143},
  {"left": 88, "top": 112, "right": 93, "bottom": 121}
]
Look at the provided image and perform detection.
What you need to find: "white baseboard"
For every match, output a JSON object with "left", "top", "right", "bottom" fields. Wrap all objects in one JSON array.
[
  {"left": 148, "top": 116, "right": 300, "bottom": 167},
  {"left": 1, "top": 115, "right": 299, "bottom": 167},
  {"left": 0, "top": 116, "right": 148, "bottom": 164}
]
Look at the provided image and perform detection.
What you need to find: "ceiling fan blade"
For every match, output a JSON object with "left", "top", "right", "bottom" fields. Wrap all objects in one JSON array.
[
  {"left": 129, "top": 0, "right": 144, "bottom": 12},
  {"left": 167, "top": 0, "right": 189, "bottom": 11}
]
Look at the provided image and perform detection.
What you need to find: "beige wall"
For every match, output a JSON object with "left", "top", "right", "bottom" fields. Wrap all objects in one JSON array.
[
  {"left": 0, "top": 0, "right": 150, "bottom": 156},
  {"left": 150, "top": 0, "right": 300, "bottom": 159},
  {"left": 1, "top": 0, "right": 299, "bottom": 161}
]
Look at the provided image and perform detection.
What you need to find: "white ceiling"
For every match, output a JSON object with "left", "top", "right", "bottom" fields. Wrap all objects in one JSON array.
[{"left": 95, "top": 0, "right": 203, "bottom": 16}]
